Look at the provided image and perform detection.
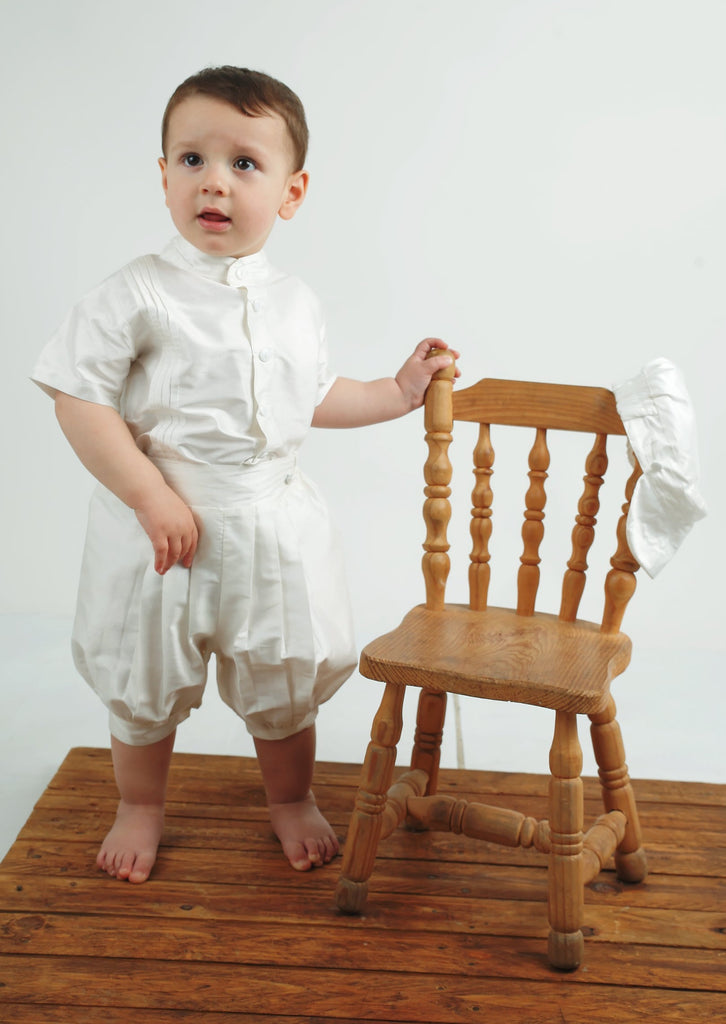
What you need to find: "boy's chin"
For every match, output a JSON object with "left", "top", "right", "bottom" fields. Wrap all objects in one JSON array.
[{"left": 186, "top": 232, "right": 261, "bottom": 260}]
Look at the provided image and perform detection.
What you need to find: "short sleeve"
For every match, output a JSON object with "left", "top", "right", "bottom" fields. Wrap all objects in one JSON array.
[
  {"left": 314, "top": 312, "right": 337, "bottom": 407},
  {"left": 31, "top": 267, "right": 144, "bottom": 410}
]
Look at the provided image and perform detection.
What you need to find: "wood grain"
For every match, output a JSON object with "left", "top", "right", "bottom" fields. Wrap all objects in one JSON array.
[
  {"left": 453, "top": 378, "right": 626, "bottom": 434},
  {"left": 0, "top": 749, "right": 724, "bottom": 1022},
  {"left": 359, "top": 604, "right": 632, "bottom": 714}
]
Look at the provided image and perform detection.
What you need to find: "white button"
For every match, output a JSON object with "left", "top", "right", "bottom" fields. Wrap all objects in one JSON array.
[
  {"left": 250, "top": 298, "right": 262, "bottom": 312},
  {"left": 284, "top": 473, "right": 294, "bottom": 485},
  {"left": 258, "top": 348, "right": 272, "bottom": 363},
  {"left": 258, "top": 403, "right": 269, "bottom": 417}
]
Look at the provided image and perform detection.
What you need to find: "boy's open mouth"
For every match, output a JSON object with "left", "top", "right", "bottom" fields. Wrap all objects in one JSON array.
[{"left": 199, "top": 209, "right": 231, "bottom": 228}]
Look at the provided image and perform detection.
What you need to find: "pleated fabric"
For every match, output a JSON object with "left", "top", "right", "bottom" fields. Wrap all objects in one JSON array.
[{"left": 72, "top": 456, "right": 357, "bottom": 744}]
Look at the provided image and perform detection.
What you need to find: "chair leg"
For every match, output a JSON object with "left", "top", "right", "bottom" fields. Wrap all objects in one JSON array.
[
  {"left": 547, "top": 710, "right": 585, "bottom": 970},
  {"left": 335, "top": 681, "right": 405, "bottom": 914},
  {"left": 411, "top": 688, "right": 447, "bottom": 795},
  {"left": 589, "top": 696, "right": 648, "bottom": 883}
]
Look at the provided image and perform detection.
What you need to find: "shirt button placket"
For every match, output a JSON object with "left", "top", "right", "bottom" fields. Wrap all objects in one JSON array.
[{"left": 248, "top": 292, "right": 277, "bottom": 449}]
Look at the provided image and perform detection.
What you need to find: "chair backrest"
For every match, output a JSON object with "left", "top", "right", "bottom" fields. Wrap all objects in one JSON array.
[{"left": 422, "top": 368, "right": 642, "bottom": 635}]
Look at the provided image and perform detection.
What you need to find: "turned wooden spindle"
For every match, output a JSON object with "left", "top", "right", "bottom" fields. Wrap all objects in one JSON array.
[
  {"left": 601, "top": 459, "right": 643, "bottom": 634},
  {"left": 589, "top": 695, "right": 647, "bottom": 882},
  {"left": 469, "top": 422, "right": 494, "bottom": 611},
  {"left": 560, "top": 434, "right": 608, "bottom": 622},
  {"left": 406, "top": 793, "right": 550, "bottom": 854},
  {"left": 379, "top": 769, "right": 429, "bottom": 839},
  {"left": 517, "top": 427, "right": 550, "bottom": 616},
  {"left": 581, "top": 810, "right": 627, "bottom": 885},
  {"left": 548, "top": 710, "right": 585, "bottom": 970},
  {"left": 335, "top": 681, "right": 405, "bottom": 913},
  {"left": 422, "top": 350, "right": 456, "bottom": 611},
  {"left": 410, "top": 689, "right": 447, "bottom": 797}
]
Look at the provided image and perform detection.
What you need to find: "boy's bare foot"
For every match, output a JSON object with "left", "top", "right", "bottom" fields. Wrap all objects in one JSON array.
[
  {"left": 268, "top": 791, "right": 339, "bottom": 871},
  {"left": 96, "top": 800, "right": 164, "bottom": 883}
]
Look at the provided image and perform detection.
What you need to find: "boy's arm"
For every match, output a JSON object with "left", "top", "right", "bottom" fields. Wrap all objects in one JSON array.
[
  {"left": 54, "top": 392, "right": 198, "bottom": 575},
  {"left": 312, "top": 338, "right": 459, "bottom": 429}
]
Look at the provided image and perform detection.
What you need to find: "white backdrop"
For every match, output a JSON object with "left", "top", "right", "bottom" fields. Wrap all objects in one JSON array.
[{"left": 1, "top": 0, "right": 724, "bottom": 834}]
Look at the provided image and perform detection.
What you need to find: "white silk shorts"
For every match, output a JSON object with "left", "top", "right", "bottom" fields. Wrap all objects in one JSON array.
[{"left": 71, "top": 455, "right": 357, "bottom": 745}]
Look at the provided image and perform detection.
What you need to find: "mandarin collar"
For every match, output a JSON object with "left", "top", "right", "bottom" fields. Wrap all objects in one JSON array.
[{"left": 160, "top": 235, "right": 274, "bottom": 288}]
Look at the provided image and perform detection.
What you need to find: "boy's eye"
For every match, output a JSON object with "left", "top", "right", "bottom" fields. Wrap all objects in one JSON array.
[
  {"left": 182, "top": 153, "right": 203, "bottom": 167},
  {"left": 234, "top": 157, "right": 256, "bottom": 172}
]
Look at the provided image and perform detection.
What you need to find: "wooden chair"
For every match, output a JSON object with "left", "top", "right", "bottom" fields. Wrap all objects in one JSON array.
[{"left": 334, "top": 359, "right": 649, "bottom": 971}]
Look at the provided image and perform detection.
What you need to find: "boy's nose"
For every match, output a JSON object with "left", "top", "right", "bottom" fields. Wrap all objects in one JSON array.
[{"left": 200, "top": 167, "right": 230, "bottom": 195}]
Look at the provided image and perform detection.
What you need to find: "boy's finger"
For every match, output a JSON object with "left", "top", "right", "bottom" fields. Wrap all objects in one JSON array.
[
  {"left": 181, "top": 530, "right": 198, "bottom": 569},
  {"left": 153, "top": 537, "right": 169, "bottom": 575},
  {"left": 167, "top": 536, "right": 183, "bottom": 564}
]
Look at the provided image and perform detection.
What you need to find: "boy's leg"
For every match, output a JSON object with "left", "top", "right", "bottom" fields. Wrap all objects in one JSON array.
[
  {"left": 97, "top": 730, "right": 176, "bottom": 883},
  {"left": 254, "top": 724, "right": 338, "bottom": 871}
]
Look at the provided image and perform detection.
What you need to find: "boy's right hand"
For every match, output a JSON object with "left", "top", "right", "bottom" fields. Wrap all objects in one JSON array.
[
  {"left": 134, "top": 485, "right": 199, "bottom": 575},
  {"left": 54, "top": 393, "right": 199, "bottom": 575}
]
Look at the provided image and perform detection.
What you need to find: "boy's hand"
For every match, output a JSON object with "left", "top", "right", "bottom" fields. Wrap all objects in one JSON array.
[
  {"left": 395, "top": 338, "right": 461, "bottom": 412},
  {"left": 134, "top": 484, "right": 199, "bottom": 575},
  {"left": 312, "top": 338, "right": 461, "bottom": 429},
  {"left": 53, "top": 393, "right": 199, "bottom": 574}
]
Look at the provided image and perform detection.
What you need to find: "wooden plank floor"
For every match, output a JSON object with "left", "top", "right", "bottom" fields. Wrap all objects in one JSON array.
[{"left": 1, "top": 748, "right": 724, "bottom": 1023}]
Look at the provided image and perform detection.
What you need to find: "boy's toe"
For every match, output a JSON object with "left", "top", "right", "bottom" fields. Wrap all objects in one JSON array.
[
  {"left": 321, "top": 833, "right": 339, "bottom": 863},
  {"left": 128, "top": 852, "right": 155, "bottom": 883},
  {"left": 115, "top": 851, "right": 136, "bottom": 880},
  {"left": 287, "top": 841, "right": 315, "bottom": 871}
]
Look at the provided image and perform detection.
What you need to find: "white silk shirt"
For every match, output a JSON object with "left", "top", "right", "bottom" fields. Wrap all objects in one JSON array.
[{"left": 32, "top": 235, "right": 336, "bottom": 465}]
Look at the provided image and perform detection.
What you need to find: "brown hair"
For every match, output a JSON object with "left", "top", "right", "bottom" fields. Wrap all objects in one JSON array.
[{"left": 161, "top": 66, "right": 309, "bottom": 170}]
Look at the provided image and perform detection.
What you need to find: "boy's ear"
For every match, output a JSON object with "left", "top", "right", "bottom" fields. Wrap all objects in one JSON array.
[
  {"left": 278, "top": 170, "right": 309, "bottom": 221},
  {"left": 158, "top": 157, "right": 169, "bottom": 203}
]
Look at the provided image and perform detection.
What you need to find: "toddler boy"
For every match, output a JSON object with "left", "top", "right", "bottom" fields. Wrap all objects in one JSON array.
[{"left": 33, "top": 66, "right": 457, "bottom": 881}]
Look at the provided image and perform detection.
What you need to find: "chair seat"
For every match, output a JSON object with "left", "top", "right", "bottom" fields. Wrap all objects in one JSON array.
[{"left": 359, "top": 604, "right": 632, "bottom": 714}]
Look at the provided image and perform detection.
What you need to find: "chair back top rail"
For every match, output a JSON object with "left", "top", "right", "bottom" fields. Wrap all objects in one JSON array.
[{"left": 452, "top": 378, "right": 626, "bottom": 435}]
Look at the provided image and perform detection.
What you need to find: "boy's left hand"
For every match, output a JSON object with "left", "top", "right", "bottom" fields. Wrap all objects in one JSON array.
[
  {"left": 395, "top": 338, "right": 461, "bottom": 412},
  {"left": 311, "top": 338, "right": 461, "bottom": 429}
]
